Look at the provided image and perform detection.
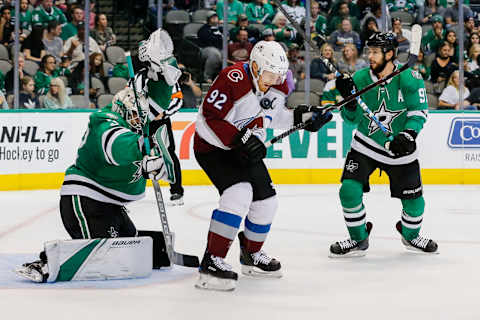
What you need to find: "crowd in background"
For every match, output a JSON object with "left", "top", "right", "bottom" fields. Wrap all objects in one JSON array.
[{"left": 1, "top": 0, "right": 480, "bottom": 110}]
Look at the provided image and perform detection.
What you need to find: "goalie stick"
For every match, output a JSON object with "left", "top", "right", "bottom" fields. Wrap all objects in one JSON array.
[{"left": 125, "top": 51, "right": 199, "bottom": 268}]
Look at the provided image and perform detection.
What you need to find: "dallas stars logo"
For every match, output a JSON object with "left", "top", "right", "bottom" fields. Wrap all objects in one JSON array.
[
  {"left": 367, "top": 99, "right": 403, "bottom": 136},
  {"left": 345, "top": 160, "right": 359, "bottom": 173},
  {"left": 130, "top": 160, "right": 143, "bottom": 184}
]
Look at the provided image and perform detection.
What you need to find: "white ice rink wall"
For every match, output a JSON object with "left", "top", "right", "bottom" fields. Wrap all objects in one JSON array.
[{"left": 1, "top": 109, "right": 480, "bottom": 190}]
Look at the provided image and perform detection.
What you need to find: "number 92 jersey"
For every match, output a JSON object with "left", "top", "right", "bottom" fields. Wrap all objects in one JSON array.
[{"left": 194, "top": 62, "right": 292, "bottom": 153}]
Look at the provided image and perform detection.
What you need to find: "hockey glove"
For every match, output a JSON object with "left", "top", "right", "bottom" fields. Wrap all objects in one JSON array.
[
  {"left": 142, "top": 155, "right": 168, "bottom": 181},
  {"left": 294, "top": 104, "right": 333, "bottom": 132},
  {"left": 386, "top": 129, "right": 418, "bottom": 157},
  {"left": 233, "top": 128, "right": 267, "bottom": 164},
  {"left": 335, "top": 73, "right": 358, "bottom": 111}
]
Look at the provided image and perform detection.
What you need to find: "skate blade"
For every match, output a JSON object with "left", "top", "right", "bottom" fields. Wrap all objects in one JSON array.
[
  {"left": 241, "top": 265, "right": 283, "bottom": 278},
  {"left": 403, "top": 245, "right": 440, "bottom": 255},
  {"left": 14, "top": 267, "right": 44, "bottom": 283},
  {"left": 328, "top": 250, "right": 368, "bottom": 258},
  {"left": 194, "top": 273, "right": 236, "bottom": 291}
]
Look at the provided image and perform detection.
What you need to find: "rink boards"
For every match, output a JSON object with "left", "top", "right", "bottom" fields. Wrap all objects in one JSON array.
[{"left": 1, "top": 109, "right": 480, "bottom": 190}]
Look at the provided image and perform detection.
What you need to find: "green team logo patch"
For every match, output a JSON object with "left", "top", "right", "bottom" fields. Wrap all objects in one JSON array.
[
  {"left": 130, "top": 160, "right": 143, "bottom": 184},
  {"left": 367, "top": 99, "right": 403, "bottom": 135}
]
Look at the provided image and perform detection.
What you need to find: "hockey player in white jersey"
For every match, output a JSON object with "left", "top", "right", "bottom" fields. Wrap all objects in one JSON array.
[{"left": 193, "top": 40, "right": 333, "bottom": 291}]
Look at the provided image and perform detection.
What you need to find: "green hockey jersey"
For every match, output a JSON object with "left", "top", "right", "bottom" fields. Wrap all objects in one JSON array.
[
  {"left": 341, "top": 65, "right": 428, "bottom": 165},
  {"left": 60, "top": 105, "right": 146, "bottom": 205}
]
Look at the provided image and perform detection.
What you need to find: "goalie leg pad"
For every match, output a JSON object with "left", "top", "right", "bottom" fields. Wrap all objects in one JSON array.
[{"left": 42, "top": 237, "right": 152, "bottom": 282}]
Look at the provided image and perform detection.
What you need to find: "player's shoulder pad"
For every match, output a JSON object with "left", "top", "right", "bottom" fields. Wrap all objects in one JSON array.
[
  {"left": 215, "top": 63, "right": 252, "bottom": 98},
  {"left": 90, "top": 106, "right": 124, "bottom": 127},
  {"left": 352, "top": 67, "right": 370, "bottom": 85},
  {"left": 399, "top": 66, "right": 425, "bottom": 90}
]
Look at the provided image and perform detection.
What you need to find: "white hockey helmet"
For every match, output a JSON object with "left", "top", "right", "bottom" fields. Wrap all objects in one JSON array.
[
  {"left": 138, "top": 28, "right": 181, "bottom": 85},
  {"left": 249, "top": 40, "right": 289, "bottom": 94},
  {"left": 112, "top": 87, "right": 149, "bottom": 133}
]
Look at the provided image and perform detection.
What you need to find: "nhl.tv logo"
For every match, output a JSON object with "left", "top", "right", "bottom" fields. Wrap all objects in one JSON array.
[{"left": 448, "top": 118, "right": 480, "bottom": 148}]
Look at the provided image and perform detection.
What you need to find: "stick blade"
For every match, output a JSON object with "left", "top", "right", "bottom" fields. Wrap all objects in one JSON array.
[
  {"left": 409, "top": 24, "right": 422, "bottom": 56},
  {"left": 173, "top": 252, "right": 200, "bottom": 268}
]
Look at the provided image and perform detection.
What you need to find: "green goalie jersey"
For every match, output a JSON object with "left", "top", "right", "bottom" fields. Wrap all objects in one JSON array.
[
  {"left": 341, "top": 65, "right": 428, "bottom": 165},
  {"left": 60, "top": 105, "right": 146, "bottom": 205}
]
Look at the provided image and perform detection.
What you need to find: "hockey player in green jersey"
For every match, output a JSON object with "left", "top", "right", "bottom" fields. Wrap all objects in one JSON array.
[
  {"left": 330, "top": 32, "right": 438, "bottom": 256},
  {"left": 15, "top": 87, "right": 173, "bottom": 282},
  {"left": 133, "top": 28, "right": 185, "bottom": 206}
]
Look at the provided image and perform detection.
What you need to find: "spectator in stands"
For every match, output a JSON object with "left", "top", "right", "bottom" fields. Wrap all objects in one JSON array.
[
  {"left": 228, "top": 28, "right": 253, "bottom": 63},
  {"left": 287, "top": 43, "right": 305, "bottom": 83},
  {"left": 412, "top": 49, "right": 431, "bottom": 80},
  {"left": 91, "top": 13, "right": 116, "bottom": 53},
  {"left": 229, "top": 14, "right": 260, "bottom": 44},
  {"left": 421, "top": 14, "right": 445, "bottom": 55},
  {"left": 417, "top": 0, "right": 446, "bottom": 25},
  {"left": 313, "top": 4, "right": 328, "bottom": 41},
  {"left": 265, "top": 12, "right": 297, "bottom": 48},
  {"left": 216, "top": 0, "right": 244, "bottom": 24},
  {"left": 87, "top": 0, "right": 95, "bottom": 29},
  {"left": 337, "top": 43, "right": 367, "bottom": 74},
  {"left": 466, "top": 32, "right": 480, "bottom": 53},
  {"left": 246, "top": 0, "right": 275, "bottom": 25},
  {"left": 360, "top": 16, "right": 378, "bottom": 49},
  {"left": 430, "top": 42, "right": 457, "bottom": 88},
  {"left": 64, "top": 22, "right": 102, "bottom": 67},
  {"left": 89, "top": 52, "right": 106, "bottom": 84},
  {"left": 445, "top": 30, "right": 459, "bottom": 63},
  {"left": 282, "top": 0, "right": 306, "bottom": 25},
  {"left": 5, "top": 52, "right": 26, "bottom": 93},
  {"left": 43, "top": 20, "right": 63, "bottom": 63},
  {"left": 0, "top": 89, "right": 7, "bottom": 109},
  {"left": 261, "top": 28, "right": 275, "bottom": 41},
  {"left": 438, "top": 70, "right": 469, "bottom": 109},
  {"left": 391, "top": 17, "right": 410, "bottom": 53},
  {"left": 386, "top": 0, "right": 416, "bottom": 14},
  {"left": 328, "top": 18, "right": 361, "bottom": 51},
  {"left": 34, "top": 54, "right": 57, "bottom": 95},
  {"left": 197, "top": 11, "right": 223, "bottom": 82},
  {"left": 32, "top": 0, "right": 67, "bottom": 28},
  {"left": 360, "top": 2, "right": 391, "bottom": 33},
  {"left": 55, "top": 0, "right": 67, "bottom": 14},
  {"left": 0, "top": 5, "right": 14, "bottom": 46},
  {"left": 463, "top": 16, "right": 478, "bottom": 41},
  {"left": 463, "top": 88, "right": 480, "bottom": 110},
  {"left": 60, "top": 6, "right": 83, "bottom": 41},
  {"left": 356, "top": 0, "right": 378, "bottom": 18},
  {"left": 56, "top": 55, "right": 71, "bottom": 76},
  {"left": 22, "top": 25, "right": 46, "bottom": 63},
  {"left": 444, "top": 0, "right": 473, "bottom": 29},
  {"left": 112, "top": 59, "right": 128, "bottom": 79},
  {"left": 14, "top": 0, "right": 33, "bottom": 39},
  {"left": 328, "top": 1, "right": 360, "bottom": 35},
  {"left": 330, "top": 0, "right": 361, "bottom": 20},
  {"left": 175, "top": 0, "right": 199, "bottom": 11},
  {"left": 466, "top": 44, "right": 480, "bottom": 73},
  {"left": 68, "top": 60, "right": 98, "bottom": 102},
  {"left": 43, "top": 76, "right": 73, "bottom": 108},
  {"left": 311, "top": 42, "right": 337, "bottom": 82},
  {"left": 19, "top": 76, "right": 40, "bottom": 108},
  {"left": 178, "top": 67, "right": 201, "bottom": 108}
]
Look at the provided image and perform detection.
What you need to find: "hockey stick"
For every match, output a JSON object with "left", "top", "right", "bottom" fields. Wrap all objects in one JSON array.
[{"left": 125, "top": 51, "right": 199, "bottom": 268}]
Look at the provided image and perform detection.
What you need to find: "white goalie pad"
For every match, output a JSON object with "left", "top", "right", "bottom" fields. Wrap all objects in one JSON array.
[
  {"left": 151, "top": 124, "right": 176, "bottom": 184},
  {"left": 44, "top": 237, "right": 152, "bottom": 282}
]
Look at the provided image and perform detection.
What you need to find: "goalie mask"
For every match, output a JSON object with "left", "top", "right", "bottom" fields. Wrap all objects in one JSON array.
[
  {"left": 138, "top": 29, "right": 181, "bottom": 85},
  {"left": 249, "top": 40, "right": 289, "bottom": 96},
  {"left": 112, "top": 87, "right": 149, "bottom": 133}
]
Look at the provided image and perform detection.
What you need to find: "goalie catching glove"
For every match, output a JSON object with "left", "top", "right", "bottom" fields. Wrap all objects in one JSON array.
[
  {"left": 385, "top": 129, "right": 417, "bottom": 157},
  {"left": 293, "top": 105, "right": 333, "bottom": 132},
  {"left": 335, "top": 73, "right": 358, "bottom": 111},
  {"left": 142, "top": 154, "right": 168, "bottom": 181}
]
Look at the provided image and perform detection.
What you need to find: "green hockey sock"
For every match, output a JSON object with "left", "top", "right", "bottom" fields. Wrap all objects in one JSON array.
[
  {"left": 340, "top": 179, "right": 367, "bottom": 241},
  {"left": 401, "top": 196, "right": 425, "bottom": 241}
]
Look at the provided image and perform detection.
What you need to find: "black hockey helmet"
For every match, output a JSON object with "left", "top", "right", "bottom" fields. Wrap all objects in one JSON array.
[{"left": 366, "top": 32, "right": 398, "bottom": 55}]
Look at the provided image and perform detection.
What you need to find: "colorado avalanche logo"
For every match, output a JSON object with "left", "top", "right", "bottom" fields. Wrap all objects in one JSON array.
[
  {"left": 227, "top": 69, "right": 244, "bottom": 83},
  {"left": 260, "top": 97, "right": 277, "bottom": 109}
]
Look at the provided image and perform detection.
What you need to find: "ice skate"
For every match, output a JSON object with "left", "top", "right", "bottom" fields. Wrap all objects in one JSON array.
[
  {"left": 238, "top": 232, "right": 282, "bottom": 278},
  {"left": 195, "top": 253, "right": 238, "bottom": 291},
  {"left": 15, "top": 259, "right": 48, "bottom": 283},
  {"left": 168, "top": 193, "right": 184, "bottom": 206},
  {"left": 329, "top": 222, "right": 373, "bottom": 258},
  {"left": 395, "top": 221, "right": 439, "bottom": 254}
]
